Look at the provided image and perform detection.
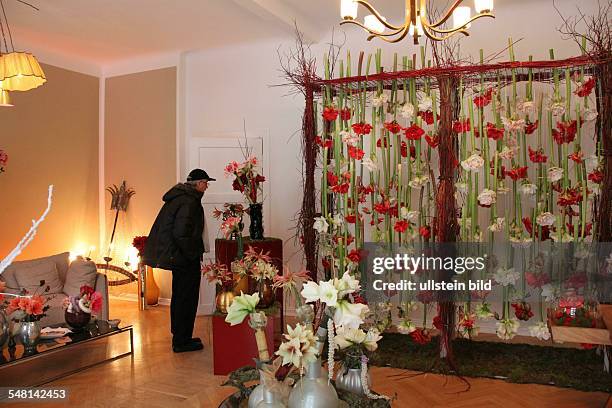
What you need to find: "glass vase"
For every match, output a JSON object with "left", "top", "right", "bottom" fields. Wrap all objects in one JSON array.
[{"left": 15, "top": 320, "right": 41, "bottom": 356}]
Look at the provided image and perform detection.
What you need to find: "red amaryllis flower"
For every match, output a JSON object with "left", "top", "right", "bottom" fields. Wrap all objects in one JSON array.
[
  {"left": 528, "top": 146, "right": 547, "bottom": 163},
  {"left": 384, "top": 121, "right": 403, "bottom": 134},
  {"left": 377, "top": 137, "right": 389, "bottom": 148},
  {"left": 345, "top": 214, "right": 357, "bottom": 224},
  {"left": 553, "top": 120, "right": 578, "bottom": 145},
  {"left": 512, "top": 302, "right": 534, "bottom": 321},
  {"left": 505, "top": 166, "right": 528, "bottom": 181},
  {"left": 315, "top": 136, "right": 333, "bottom": 149},
  {"left": 425, "top": 134, "right": 439, "bottom": 148},
  {"left": 453, "top": 118, "right": 471, "bottom": 133},
  {"left": 352, "top": 122, "right": 372, "bottom": 135},
  {"left": 418, "top": 111, "right": 437, "bottom": 125},
  {"left": 340, "top": 108, "right": 351, "bottom": 121},
  {"left": 331, "top": 183, "right": 350, "bottom": 194},
  {"left": 348, "top": 146, "right": 365, "bottom": 160},
  {"left": 352, "top": 294, "right": 368, "bottom": 304},
  {"left": 347, "top": 249, "right": 362, "bottom": 263},
  {"left": 80, "top": 285, "right": 95, "bottom": 297},
  {"left": 566, "top": 222, "right": 593, "bottom": 237},
  {"left": 525, "top": 272, "right": 551, "bottom": 288},
  {"left": 432, "top": 315, "right": 443, "bottom": 330},
  {"left": 486, "top": 122, "right": 504, "bottom": 140},
  {"left": 588, "top": 170, "right": 603, "bottom": 184},
  {"left": 575, "top": 77, "right": 596, "bottom": 97},
  {"left": 525, "top": 119, "right": 539, "bottom": 135},
  {"left": 400, "top": 142, "right": 416, "bottom": 159},
  {"left": 419, "top": 225, "right": 431, "bottom": 240},
  {"left": 473, "top": 88, "right": 493, "bottom": 108},
  {"left": 523, "top": 217, "right": 552, "bottom": 241},
  {"left": 557, "top": 187, "right": 582, "bottom": 207},
  {"left": 132, "top": 236, "right": 148, "bottom": 256},
  {"left": 374, "top": 200, "right": 393, "bottom": 215},
  {"left": 341, "top": 171, "right": 351, "bottom": 181},
  {"left": 394, "top": 220, "right": 409, "bottom": 233},
  {"left": 410, "top": 328, "right": 432, "bottom": 345},
  {"left": 568, "top": 151, "right": 583, "bottom": 163},
  {"left": 327, "top": 171, "right": 338, "bottom": 186},
  {"left": 322, "top": 106, "right": 339, "bottom": 121},
  {"left": 404, "top": 124, "right": 425, "bottom": 140},
  {"left": 321, "top": 257, "right": 331, "bottom": 270}
]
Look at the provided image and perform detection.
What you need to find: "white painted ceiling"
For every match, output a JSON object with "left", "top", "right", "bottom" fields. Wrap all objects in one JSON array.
[{"left": 0, "top": 0, "right": 571, "bottom": 72}]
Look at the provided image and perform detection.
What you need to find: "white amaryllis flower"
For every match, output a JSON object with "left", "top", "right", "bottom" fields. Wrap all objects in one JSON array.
[
  {"left": 455, "top": 182, "right": 468, "bottom": 194},
  {"left": 478, "top": 189, "right": 497, "bottom": 206},
  {"left": 551, "top": 231, "right": 574, "bottom": 243},
  {"left": 529, "top": 322, "right": 551, "bottom": 341},
  {"left": 276, "top": 323, "right": 318, "bottom": 368},
  {"left": 409, "top": 174, "right": 429, "bottom": 189},
  {"left": 583, "top": 108, "right": 598, "bottom": 122},
  {"left": 510, "top": 236, "right": 532, "bottom": 248},
  {"left": 333, "top": 300, "right": 370, "bottom": 328},
  {"left": 341, "top": 130, "right": 359, "bottom": 146},
  {"left": 547, "top": 167, "right": 564, "bottom": 182},
  {"left": 313, "top": 216, "right": 329, "bottom": 234},
  {"left": 334, "top": 326, "right": 366, "bottom": 349},
  {"left": 396, "top": 319, "right": 417, "bottom": 334},
  {"left": 536, "top": 212, "right": 555, "bottom": 227},
  {"left": 585, "top": 155, "right": 600, "bottom": 172},
  {"left": 461, "top": 153, "right": 484, "bottom": 172},
  {"left": 332, "top": 214, "right": 344, "bottom": 227},
  {"left": 400, "top": 208, "right": 419, "bottom": 222},
  {"left": 417, "top": 94, "right": 433, "bottom": 112},
  {"left": 475, "top": 302, "right": 494, "bottom": 319},
  {"left": 501, "top": 116, "right": 525, "bottom": 133},
  {"left": 362, "top": 156, "right": 378, "bottom": 172},
  {"left": 333, "top": 271, "right": 361, "bottom": 298},
  {"left": 372, "top": 93, "right": 389, "bottom": 108},
  {"left": 400, "top": 103, "right": 416, "bottom": 119},
  {"left": 517, "top": 100, "right": 536, "bottom": 115},
  {"left": 225, "top": 292, "right": 260, "bottom": 326},
  {"left": 363, "top": 328, "right": 383, "bottom": 351},
  {"left": 520, "top": 183, "right": 537, "bottom": 196},
  {"left": 588, "top": 182, "right": 600, "bottom": 196},
  {"left": 498, "top": 146, "right": 516, "bottom": 161},
  {"left": 300, "top": 280, "right": 339, "bottom": 306},
  {"left": 78, "top": 298, "right": 92, "bottom": 314},
  {"left": 496, "top": 318, "right": 520, "bottom": 340},
  {"left": 493, "top": 267, "right": 520, "bottom": 286},
  {"left": 540, "top": 284, "right": 558, "bottom": 302},
  {"left": 549, "top": 101, "right": 566, "bottom": 117},
  {"left": 488, "top": 217, "right": 505, "bottom": 232}
]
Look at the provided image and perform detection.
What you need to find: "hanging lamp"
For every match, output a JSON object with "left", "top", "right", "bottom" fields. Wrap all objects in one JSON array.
[{"left": 0, "top": 0, "right": 46, "bottom": 92}]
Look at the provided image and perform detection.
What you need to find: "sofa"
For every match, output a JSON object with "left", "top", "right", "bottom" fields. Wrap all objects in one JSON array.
[{"left": 0, "top": 252, "right": 109, "bottom": 327}]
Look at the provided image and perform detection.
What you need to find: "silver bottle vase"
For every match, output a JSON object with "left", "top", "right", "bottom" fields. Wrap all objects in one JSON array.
[{"left": 288, "top": 359, "right": 338, "bottom": 408}]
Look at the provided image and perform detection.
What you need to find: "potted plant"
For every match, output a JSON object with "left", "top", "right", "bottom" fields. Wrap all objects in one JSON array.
[
  {"left": 203, "top": 262, "right": 235, "bottom": 314},
  {"left": 7, "top": 281, "right": 51, "bottom": 355},
  {"left": 63, "top": 285, "right": 103, "bottom": 330}
]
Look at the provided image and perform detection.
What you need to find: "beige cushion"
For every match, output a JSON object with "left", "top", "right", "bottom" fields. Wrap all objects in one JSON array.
[
  {"left": 14, "top": 259, "right": 64, "bottom": 295},
  {"left": 63, "top": 257, "right": 97, "bottom": 297},
  {"left": 3, "top": 252, "right": 70, "bottom": 290}
]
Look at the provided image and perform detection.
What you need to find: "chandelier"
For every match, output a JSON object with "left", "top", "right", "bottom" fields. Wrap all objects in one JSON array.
[
  {"left": 0, "top": 0, "right": 46, "bottom": 106},
  {"left": 340, "top": 0, "right": 494, "bottom": 44}
]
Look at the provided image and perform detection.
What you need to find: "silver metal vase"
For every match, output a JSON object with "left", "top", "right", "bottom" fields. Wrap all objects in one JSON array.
[
  {"left": 335, "top": 364, "right": 369, "bottom": 395},
  {"left": 248, "top": 374, "right": 265, "bottom": 408},
  {"left": 255, "top": 388, "right": 285, "bottom": 407},
  {"left": 288, "top": 359, "right": 338, "bottom": 408},
  {"left": 15, "top": 321, "right": 40, "bottom": 355}
]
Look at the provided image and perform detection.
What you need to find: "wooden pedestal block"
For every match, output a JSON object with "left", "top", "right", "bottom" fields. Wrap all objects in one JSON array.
[{"left": 212, "top": 314, "right": 275, "bottom": 375}]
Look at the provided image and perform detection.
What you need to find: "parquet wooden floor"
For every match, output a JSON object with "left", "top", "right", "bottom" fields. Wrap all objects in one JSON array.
[{"left": 5, "top": 300, "right": 610, "bottom": 408}]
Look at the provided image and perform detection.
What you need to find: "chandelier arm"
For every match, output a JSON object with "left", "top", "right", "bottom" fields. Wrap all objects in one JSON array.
[
  {"left": 340, "top": 19, "right": 405, "bottom": 39},
  {"left": 423, "top": 25, "right": 469, "bottom": 42},
  {"left": 353, "top": 0, "right": 403, "bottom": 30},
  {"left": 424, "top": 13, "right": 495, "bottom": 34},
  {"left": 368, "top": 25, "right": 410, "bottom": 43},
  {"left": 0, "top": 0, "right": 13, "bottom": 51},
  {"left": 426, "top": 0, "right": 465, "bottom": 29}
]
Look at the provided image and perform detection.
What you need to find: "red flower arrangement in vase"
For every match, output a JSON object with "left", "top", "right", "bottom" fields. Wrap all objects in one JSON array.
[
  {"left": 62, "top": 285, "right": 103, "bottom": 329},
  {"left": 225, "top": 157, "right": 266, "bottom": 240}
]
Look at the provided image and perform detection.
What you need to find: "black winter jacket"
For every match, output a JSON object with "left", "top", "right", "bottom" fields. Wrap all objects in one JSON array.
[{"left": 143, "top": 184, "right": 204, "bottom": 270}]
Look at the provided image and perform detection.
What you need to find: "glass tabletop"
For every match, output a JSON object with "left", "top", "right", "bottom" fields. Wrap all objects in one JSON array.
[{"left": 1, "top": 321, "right": 132, "bottom": 365}]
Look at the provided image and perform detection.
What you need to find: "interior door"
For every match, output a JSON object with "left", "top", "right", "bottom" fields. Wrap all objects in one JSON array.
[{"left": 188, "top": 131, "right": 268, "bottom": 314}]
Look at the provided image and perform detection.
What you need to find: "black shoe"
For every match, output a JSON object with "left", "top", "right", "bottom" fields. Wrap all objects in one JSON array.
[
  {"left": 173, "top": 341, "right": 204, "bottom": 353},
  {"left": 191, "top": 337, "right": 202, "bottom": 344}
]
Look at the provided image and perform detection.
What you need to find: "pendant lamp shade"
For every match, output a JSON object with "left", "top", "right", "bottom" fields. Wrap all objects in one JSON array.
[
  {"left": 0, "top": 52, "right": 46, "bottom": 91},
  {"left": 0, "top": 89, "right": 12, "bottom": 106}
]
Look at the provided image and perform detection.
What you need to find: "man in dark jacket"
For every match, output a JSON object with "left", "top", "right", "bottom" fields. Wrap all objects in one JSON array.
[{"left": 144, "top": 169, "right": 215, "bottom": 353}]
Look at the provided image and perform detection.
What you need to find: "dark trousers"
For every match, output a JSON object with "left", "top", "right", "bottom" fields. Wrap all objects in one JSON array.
[{"left": 170, "top": 262, "right": 201, "bottom": 346}]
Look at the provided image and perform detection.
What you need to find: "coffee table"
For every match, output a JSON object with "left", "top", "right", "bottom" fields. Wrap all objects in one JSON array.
[{"left": 0, "top": 321, "right": 133, "bottom": 396}]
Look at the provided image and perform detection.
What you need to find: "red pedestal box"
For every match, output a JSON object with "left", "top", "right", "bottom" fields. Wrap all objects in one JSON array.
[{"left": 212, "top": 314, "right": 275, "bottom": 375}]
